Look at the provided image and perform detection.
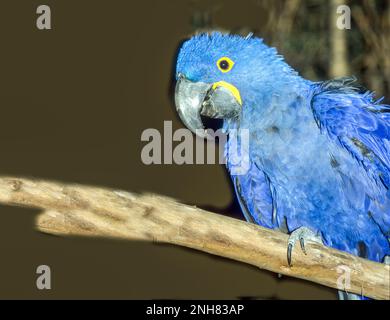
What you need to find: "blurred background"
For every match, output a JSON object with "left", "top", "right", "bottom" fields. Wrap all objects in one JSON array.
[
  {"left": 192, "top": 0, "right": 390, "bottom": 100},
  {"left": 0, "top": 0, "right": 387, "bottom": 299}
]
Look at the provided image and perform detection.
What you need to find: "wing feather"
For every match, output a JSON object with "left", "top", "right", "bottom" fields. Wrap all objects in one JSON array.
[{"left": 311, "top": 77, "right": 390, "bottom": 236}]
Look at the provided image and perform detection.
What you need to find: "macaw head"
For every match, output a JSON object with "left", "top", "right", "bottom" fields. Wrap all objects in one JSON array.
[{"left": 175, "top": 32, "right": 299, "bottom": 137}]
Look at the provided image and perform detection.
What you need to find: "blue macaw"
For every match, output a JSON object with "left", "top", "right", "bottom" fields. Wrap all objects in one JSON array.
[{"left": 174, "top": 32, "right": 390, "bottom": 299}]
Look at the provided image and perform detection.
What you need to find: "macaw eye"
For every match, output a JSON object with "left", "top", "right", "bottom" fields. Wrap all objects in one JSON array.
[{"left": 217, "top": 57, "right": 234, "bottom": 73}]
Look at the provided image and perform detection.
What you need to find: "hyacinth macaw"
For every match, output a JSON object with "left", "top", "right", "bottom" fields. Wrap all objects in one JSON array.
[{"left": 174, "top": 32, "right": 390, "bottom": 299}]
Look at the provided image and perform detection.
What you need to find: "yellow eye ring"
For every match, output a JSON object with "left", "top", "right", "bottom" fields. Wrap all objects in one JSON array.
[{"left": 217, "top": 57, "right": 234, "bottom": 73}]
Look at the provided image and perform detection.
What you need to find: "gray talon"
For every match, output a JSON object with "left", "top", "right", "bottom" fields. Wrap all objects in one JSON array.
[
  {"left": 287, "top": 243, "right": 293, "bottom": 266},
  {"left": 300, "top": 237, "right": 307, "bottom": 255},
  {"left": 287, "top": 227, "right": 323, "bottom": 266}
]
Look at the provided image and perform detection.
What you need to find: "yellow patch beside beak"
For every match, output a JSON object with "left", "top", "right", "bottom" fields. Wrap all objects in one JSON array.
[{"left": 212, "top": 81, "right": 242, "bottom": 105}]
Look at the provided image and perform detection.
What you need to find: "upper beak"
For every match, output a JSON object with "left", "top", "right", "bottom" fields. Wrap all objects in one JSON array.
[{"left": 174, "top": 75, "right": 242, "bottom": 138}]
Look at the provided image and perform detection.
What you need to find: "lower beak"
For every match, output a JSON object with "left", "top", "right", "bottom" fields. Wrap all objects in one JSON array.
[{"left": 174, "top": 75, "right": 241, "bottom": 138}]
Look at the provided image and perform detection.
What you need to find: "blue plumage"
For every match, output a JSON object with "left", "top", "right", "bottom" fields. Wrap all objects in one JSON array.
[{"left": 176, "top": 32, "right": 390, "bottom": 264}]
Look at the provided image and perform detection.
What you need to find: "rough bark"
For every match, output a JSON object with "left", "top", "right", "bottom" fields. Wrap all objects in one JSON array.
[{"left": 0, "top": 176, "right": 388, "bottom": 299}]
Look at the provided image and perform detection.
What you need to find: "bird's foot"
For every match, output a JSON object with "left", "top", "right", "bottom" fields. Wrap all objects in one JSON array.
[
  {"left": 287, "top": 227, "right": 323, "bottom": 267},
  {"left": 384, "top": 256, "right": 390, "bottom": 265}
]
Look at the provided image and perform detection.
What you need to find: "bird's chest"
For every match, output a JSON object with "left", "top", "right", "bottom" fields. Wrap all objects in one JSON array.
[
  {"left": 254, "top": 116, "right": 332, "bottom": 178},
  {"left": 249, "top": 119, "right": 346, "bottom": 214}
]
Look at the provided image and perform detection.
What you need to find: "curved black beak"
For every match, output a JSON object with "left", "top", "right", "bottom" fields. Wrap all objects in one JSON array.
[{"left": 175, "top": 75, "right": 241, "bottom": 138}]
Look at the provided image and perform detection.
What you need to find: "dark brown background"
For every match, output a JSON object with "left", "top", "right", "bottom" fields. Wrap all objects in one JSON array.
[{"left": 0, "top": 0, "right": 339, "bottom": 299}]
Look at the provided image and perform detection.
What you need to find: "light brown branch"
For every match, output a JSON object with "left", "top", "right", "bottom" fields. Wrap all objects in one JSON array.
[{"left": 0, "top": 176, "right": 388, "bottom": 299}]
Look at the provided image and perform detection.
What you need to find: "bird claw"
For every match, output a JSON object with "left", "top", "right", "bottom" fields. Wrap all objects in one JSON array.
[
  {"left": 384, "top": 256, "right": 390, "bottom": 265},
  {"left": 287, "top": 227, "right": 322, "bottom": 267}
]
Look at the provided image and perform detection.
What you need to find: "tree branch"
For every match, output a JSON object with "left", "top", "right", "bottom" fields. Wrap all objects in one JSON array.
[{"left": 0, "top": 176, "right": 388, "bottom": 299}]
